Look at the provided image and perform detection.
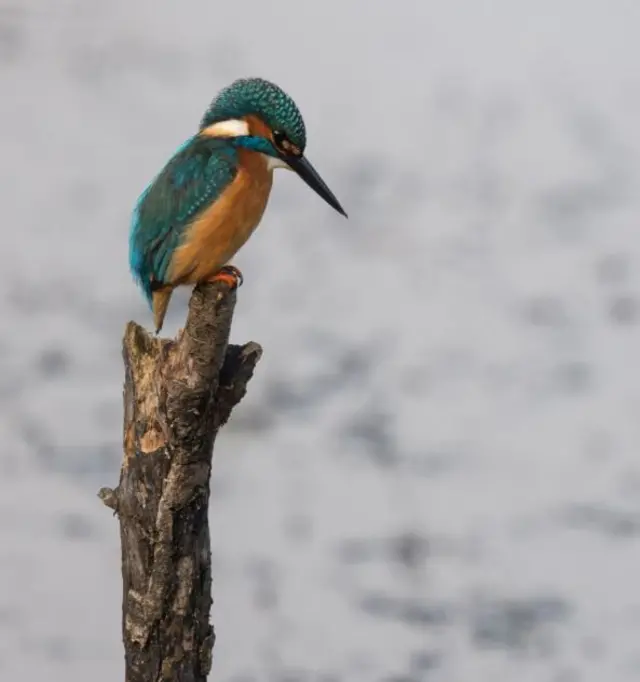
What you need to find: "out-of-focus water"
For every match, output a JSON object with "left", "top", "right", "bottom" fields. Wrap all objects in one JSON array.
[{"left": 1, "top": 1, "right": 640, "bottom": 680}]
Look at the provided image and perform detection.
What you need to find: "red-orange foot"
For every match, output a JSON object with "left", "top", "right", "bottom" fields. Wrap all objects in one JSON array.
[{"left": 208, "top": 265, "right": 244, "bottom": 290}]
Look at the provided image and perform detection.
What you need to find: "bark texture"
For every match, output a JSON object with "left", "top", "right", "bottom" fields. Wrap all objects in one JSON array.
[{"left": 99, "top": 281, "right": 262, "bottom": 682}]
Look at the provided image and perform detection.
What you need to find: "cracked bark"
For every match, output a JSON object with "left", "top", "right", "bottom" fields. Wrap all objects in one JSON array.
[{"left": 99, "top": 281, "right": 262, "bottom": 682}]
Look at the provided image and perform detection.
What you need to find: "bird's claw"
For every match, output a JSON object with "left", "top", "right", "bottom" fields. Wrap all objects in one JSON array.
[{"left": 209, "top": 265, "right": 244, "bottom": 290}]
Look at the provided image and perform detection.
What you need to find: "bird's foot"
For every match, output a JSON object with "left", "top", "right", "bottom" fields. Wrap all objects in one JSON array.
[{"left": 209, "top": 265, "right": 244, "bottom": 290}]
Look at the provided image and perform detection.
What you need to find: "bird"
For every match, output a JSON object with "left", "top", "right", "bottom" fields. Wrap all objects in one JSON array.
[{"left": 129, "top": 76, "right": 347, "bottom": 334}]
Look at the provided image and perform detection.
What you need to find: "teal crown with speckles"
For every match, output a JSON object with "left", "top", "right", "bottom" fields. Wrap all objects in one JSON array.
[{"left": 199, "top": 77, "right": 307, "bottom": 152}]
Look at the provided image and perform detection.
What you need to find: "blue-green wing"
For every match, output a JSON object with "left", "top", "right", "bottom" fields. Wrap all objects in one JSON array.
[{"left": 129, "top": 135, "right": 238, "bottom": 305}]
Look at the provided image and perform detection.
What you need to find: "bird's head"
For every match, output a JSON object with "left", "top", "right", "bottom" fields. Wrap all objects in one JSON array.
[{"left": 199, "top": 77, "right": 346, "bottom": 217}]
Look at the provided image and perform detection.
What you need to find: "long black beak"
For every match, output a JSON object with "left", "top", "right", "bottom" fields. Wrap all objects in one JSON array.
[{"left": 286, "top": 154, "right": 348, "bottom": 217}]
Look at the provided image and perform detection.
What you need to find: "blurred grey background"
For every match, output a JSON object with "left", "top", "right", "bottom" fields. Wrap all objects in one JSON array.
[{"left": 1, "top": 1, "right": 640, "bottom": 680}]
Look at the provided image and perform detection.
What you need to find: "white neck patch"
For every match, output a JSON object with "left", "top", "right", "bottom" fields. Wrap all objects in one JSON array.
[
  {"left": 201, "top": 118, "right": 291, "bottom": 171},
  {"left": 201, "top": 118, "right": 250, "bottom": 138}
]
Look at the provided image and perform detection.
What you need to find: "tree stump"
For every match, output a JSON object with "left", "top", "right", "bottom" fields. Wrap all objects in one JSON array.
[{"left": 99, "top": 281, "right": 262, "bottom": 682}]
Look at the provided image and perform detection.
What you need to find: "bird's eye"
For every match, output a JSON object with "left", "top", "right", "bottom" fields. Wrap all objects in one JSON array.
[
  {"left": 272, "top": 130, "right": 286, "bottom": 148},
  {"left": 272, "top": 130, "right": 301, "bottom": 157}
]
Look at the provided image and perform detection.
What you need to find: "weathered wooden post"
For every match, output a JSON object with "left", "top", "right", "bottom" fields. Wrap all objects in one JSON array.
[{"left": 99, "top": 281, "right": 262, "bottom": 681}]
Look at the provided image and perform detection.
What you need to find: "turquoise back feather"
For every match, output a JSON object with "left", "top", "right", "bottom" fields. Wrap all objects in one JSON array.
[{"left": 129, "top": 135, "right": 239, "bottom": 305}]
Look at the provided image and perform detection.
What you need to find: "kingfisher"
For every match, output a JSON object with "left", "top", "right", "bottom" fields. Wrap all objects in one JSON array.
[{"left": 129, "top": 77, "right": 347, "bottom": 333}]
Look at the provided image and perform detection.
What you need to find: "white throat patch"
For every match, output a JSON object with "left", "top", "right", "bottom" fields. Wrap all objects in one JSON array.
[
  {"left": 264, "top": 154, "right": 291, "bottom": 171},
  {"left": 201, "top": 118, "right": 250, "bottom": 138}
]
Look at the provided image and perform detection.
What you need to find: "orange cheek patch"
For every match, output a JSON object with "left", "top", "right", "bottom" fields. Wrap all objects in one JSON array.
[
  {"left": 245, "top": 114, "right": 273, "bottom": 139},
  {"left": 244, "top": 114, "right": 301, "bottom": 156}
]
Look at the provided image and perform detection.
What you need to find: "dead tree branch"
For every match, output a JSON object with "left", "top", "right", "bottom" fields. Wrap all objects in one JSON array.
[{"left": 99, "top": 281, "right": 262, "bottom": 682}]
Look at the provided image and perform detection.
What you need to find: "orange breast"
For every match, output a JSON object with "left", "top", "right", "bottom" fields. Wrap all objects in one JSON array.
[{"left": 168, "top": 148, "right": 273, "bottom": 285}]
